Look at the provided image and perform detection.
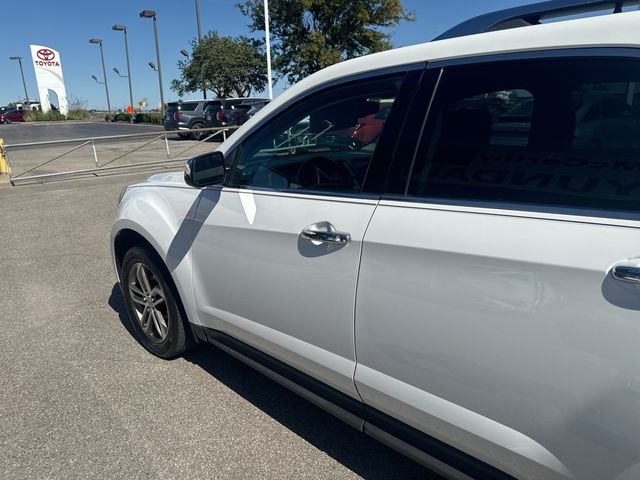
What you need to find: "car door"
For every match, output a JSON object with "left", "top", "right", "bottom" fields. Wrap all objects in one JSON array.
[
  {"left": 190, "top": 70, "right": 417, "bottom": 399},
  {"left": 355, "top": 53, "right": 640, "bottom": 480}
]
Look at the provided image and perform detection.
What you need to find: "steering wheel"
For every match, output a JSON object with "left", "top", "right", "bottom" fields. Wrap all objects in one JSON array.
[{"left": 295, "top": 157, "right": 356, "bottom": 191}]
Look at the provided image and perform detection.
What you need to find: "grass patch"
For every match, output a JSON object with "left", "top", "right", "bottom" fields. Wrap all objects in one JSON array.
[{"left": 24, "top": 110, "right": 67, "bottom": 122}]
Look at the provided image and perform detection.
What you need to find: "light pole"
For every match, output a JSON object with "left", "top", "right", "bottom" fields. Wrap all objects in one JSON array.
[
  {"left": 195, "top": 0, "right": 202, "bottom": 40},
  {"left": 9, "top": 56, "right": 30, "bottom": 106},
  {"left": 194, "top": 0, "right": 206, "bottom": 99},
  {"left": 264, "top": 0, "right": 273, "bottom": 99},
  {"left": 140, "top": 10, "right": 165, "bottom": 112},
  {"left": 112, "top": 25, "right": 135, "bottom": 122},
  {"left": 89, "top": 38, "right": 112, "bottom": 117}
]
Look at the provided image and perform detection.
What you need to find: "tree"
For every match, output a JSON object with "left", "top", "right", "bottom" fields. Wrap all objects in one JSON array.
[
  {"left": 171, "top": 32, "right": 268, "bottom": 98},
  {"left": 238, "top": 0, "right": 414, "bottom": 84}
]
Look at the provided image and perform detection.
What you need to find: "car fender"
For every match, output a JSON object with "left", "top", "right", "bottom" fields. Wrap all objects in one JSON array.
[{"left": 111, "top": 184, "right": 204, "bottom": 327}]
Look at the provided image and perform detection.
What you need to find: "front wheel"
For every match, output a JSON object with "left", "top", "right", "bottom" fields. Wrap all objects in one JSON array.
[
  {"left": 121, "top": 247, "right": 193, "bottom": 358},
  {"left": 5, "top": 118, "right": 12, "bottom": 124}
]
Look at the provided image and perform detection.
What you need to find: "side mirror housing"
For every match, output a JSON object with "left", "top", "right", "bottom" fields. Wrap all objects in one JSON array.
[{"left": 184, "top": 151, "right": 226, "bottom": 188}]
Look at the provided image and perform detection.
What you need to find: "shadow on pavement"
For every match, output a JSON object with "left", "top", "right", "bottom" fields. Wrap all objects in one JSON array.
[
  {"left": 108, "top": 283, "right": 143, "bottom": 349},
  {"left": 108, "top": 284, "right": 434, "bottom": 479}
]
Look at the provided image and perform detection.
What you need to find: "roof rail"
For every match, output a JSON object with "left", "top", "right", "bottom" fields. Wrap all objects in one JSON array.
[{"left": 434, "top": 0, "right": 640, "bottom": 41}]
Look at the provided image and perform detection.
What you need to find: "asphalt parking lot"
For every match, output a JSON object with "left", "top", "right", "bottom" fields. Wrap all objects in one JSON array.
[
  {"left": 0, "top": 120, "right": 163, "bottom": 144},
  {"left": 0, "top": 169, "right": 434, "bottom": 479},
  {"left": 0, "top": 122, "right": 224, "bottom": 184}
]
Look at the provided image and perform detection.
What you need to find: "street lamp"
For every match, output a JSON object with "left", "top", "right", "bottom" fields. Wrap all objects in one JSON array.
[
  {"left": 264, "top": 0, "right": 273, "bottom": 99},
  {"left": 195, "top": 0, "right": 202, "bottom": 41},
  {"left": 140, "top": 10, "right": 165, "bottom": 111},
  {"left": 194, "top": 0, "right": 206, "bottom": 99},
  {"left": 112, "top": 24, "right": 135, "bottom": 122},
  {"left": 9, "top": 56, "right": 30, "bottom": 106},
  {"left": 91, "top": 74, "right": 104, "bottom": 84},
  {"left": 148, "top": 62, "right": 157, "bottom": 71},
  {"left": 113, "top": 67, "right": 127, "bottom": 77},
  {"left": 180, "top": 49, "right": 189, "bottom": 58},
  {"left": 89, "top": 38, "right": 112, "bottom": 116}
]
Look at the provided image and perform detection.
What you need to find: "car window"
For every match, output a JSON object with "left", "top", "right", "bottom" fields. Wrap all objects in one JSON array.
[
  {"left": 232, "top": 74, "right": 405, "bottom": 194},
  {"left": 407, "top": 57, "right": 640, "bottom": 214},
  {"left": 205, "top": 101, "right": 222, "bottom": 112},
  {"left": 179, "top": 103, "right": 199, "bottom": 111}
]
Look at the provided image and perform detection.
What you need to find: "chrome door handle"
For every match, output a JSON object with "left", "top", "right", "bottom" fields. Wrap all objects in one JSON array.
[
  {"left": 612, "top": 264, "right": 640, "bottom": 284},
  {"left": 301, "top": 222, "right": 351, "bottom": 245}
]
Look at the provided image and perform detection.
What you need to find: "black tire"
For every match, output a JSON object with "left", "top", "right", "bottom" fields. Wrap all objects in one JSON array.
[
  {"left": 177, "top": 132, "right": 192, "bottom": 140},
  {"left": 191, "top": 122, "right": 206, "bottom": 141},
  {"left": 120, "top": 246, "right": 193, "bottom": 359},
  {"left": 5, "top": 118, "right": 12, "bottom": 124}
]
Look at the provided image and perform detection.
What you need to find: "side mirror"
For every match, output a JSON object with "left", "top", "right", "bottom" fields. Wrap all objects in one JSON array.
[{"left": 184, "top": 151, "right": 226, "bottom": 188}]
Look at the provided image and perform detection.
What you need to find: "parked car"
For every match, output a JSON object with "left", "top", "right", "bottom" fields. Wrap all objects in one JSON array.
[
  {"left": 225, "top": 101, "right": 271, "bottom": 126},
  {"left": 316, "top": 98, "right": 395, "bottom": 149},
  {"left": 163, "top": 99, "right": 215, "bottom": 140},
  {"left": 0, "top": 109, "right": 27, "bottom": 124},
  {"left": 204, "top": 98, "right": 269, "bottom": 128},
  {"left": 112, "top": 3, "right": 640, "bottom": 479}
]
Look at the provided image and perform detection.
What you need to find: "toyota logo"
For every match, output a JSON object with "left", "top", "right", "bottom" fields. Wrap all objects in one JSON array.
[{"left": 37, "top": 49, "right": 55, "bottom": 61}]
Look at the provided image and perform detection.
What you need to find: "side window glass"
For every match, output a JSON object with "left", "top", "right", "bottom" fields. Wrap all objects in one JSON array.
[
  {"left": 180, "top": 103, "right": 198, "bottom": 112},
  {"left": 409, "top": 58, "right": 640, "bottom": 213},
  {"left": 233, "top": 74, "right": 404, "bottom": 194}
]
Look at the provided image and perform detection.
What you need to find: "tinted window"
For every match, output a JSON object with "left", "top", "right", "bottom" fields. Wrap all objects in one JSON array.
[
  {"left": 408, "top": 58, "right": 640, "bottom": 213},
  {"left": 232, "top": 74, "right": 404, "bottom": 194},
  {"left": 205, "top": 101, "right": 222, "bottom": 112},
  {"left": 179, "top": 102, "right": 199, "bottom": 111}
]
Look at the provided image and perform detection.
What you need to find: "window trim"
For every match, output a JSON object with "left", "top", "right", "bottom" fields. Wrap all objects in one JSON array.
[
  {"left": 391, "top": 47, "right": 640, "bottom": 221},
  {"left": 224, "top": 63, "right": 425, "bottom": 198}
]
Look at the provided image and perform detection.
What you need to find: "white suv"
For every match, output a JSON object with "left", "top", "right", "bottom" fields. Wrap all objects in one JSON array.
[{"left": 111, "top": 2, "right": 640, "bottom": 478}]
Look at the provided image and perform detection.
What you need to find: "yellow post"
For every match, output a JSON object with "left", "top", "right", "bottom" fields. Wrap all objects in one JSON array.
[{"left": 0, "top": 138, "right": 8, "bottom": 175}]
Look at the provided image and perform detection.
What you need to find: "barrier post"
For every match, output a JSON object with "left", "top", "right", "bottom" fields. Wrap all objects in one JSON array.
[{"left": 0, "top": 138, "right": 9, "bottom": 175}]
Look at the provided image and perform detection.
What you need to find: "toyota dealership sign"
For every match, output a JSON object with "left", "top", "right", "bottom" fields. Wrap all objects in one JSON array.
[
  {"left": 30, "top": 44, "right": 68, "bottom": 114},
  {"left": 34, "top": 48, "right": 61, "bottom": 67}
]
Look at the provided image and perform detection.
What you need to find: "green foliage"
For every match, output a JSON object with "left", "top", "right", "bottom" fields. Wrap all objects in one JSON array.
[
  {"left": 171, "top": 31, "right": 268, "bottom": 98},
  {"left": 111, "top": 113, "right": 132, "bottom": 122},
  {"left": 134, "top": 113, "right": 163, "bottom": 125},
  {"left": 66, "top": 109, "right": 91, "bottom": 120},
  {"left": 238, "top": 0, "right": 414, "bottom": 84},
  {"left": 104, "top": 112, "right": 163, "bottom": 124},
  {"left": 24, "top": 110, "right": 67, "bottom": 122}
]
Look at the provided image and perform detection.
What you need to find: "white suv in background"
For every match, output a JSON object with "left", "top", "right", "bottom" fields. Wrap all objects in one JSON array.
[{"left": 112, "top": 2, "right": 640, "bottom": 478}]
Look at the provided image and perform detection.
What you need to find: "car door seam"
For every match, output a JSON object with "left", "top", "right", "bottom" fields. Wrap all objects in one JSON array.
[{"left": 351, "top": 197, "right": 382, "bottom": 405}]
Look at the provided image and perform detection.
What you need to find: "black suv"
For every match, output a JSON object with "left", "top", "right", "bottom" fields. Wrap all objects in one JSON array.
[
  {"left": 204, "top": 98, "right": 269, "bottom": 129},
  {"left": 164, "top": 100, "right": 217, "bottom": 140}
]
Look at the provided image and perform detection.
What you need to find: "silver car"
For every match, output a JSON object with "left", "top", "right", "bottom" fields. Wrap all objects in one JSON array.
[{"left": 112, "top": 3, "right": 640, "bottom": 478}]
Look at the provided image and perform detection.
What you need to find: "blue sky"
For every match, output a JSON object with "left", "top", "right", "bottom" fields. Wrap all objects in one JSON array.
[{"left": 0, "top": 0, "right": 534, "bottom": 109}]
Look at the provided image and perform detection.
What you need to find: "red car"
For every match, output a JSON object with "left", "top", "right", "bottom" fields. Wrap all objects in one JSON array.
[{"left": 0, "top": 109, "right": 27, "bottom": 124}]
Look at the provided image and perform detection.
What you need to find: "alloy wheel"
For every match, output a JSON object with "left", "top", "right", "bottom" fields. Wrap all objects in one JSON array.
[{"left": 127, "top": 262, "right": 169, "bottom": 343}]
